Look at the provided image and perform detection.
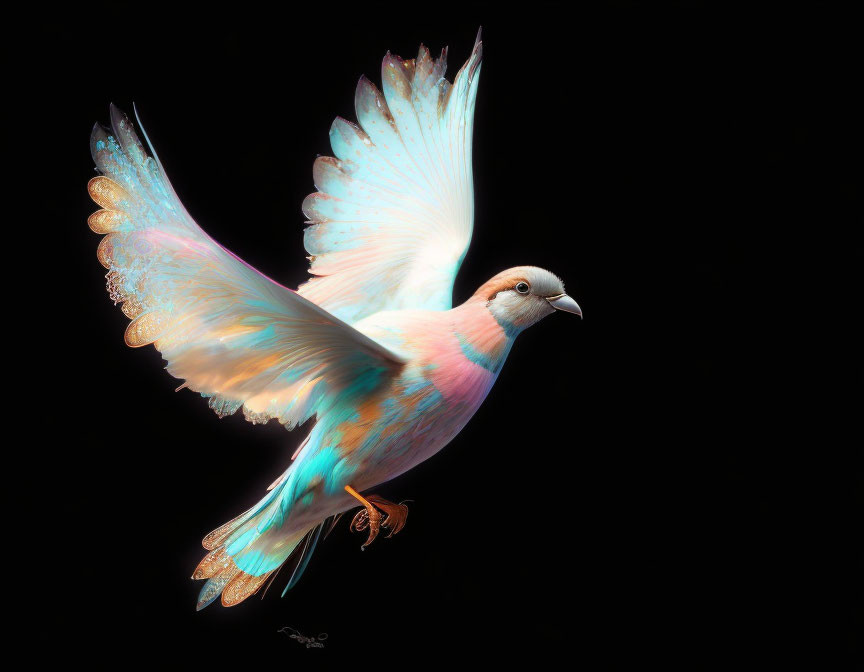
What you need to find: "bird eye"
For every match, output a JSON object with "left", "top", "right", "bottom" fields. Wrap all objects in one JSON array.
[{"left": 515, "top": 281, "right": 530, "bottom": 294}]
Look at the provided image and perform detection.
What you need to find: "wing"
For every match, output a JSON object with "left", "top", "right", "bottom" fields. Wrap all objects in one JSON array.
[
  {"left": 88, "top": 105, "right": 405, "bottom": 428},
  {"left": 298, "top": 33, "right": 483, "bottom": 323}
]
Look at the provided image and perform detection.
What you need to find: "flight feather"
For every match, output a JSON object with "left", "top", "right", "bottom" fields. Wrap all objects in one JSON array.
[
  {"left": 88, "top": 105, "right": 405, "bottom": 428},
  {"left": 298, "top": 34, "right": 483, "bottom": 323}
]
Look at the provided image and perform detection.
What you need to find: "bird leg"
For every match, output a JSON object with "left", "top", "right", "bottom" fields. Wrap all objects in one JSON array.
[
  {"left": 344, "top": 486, "right": 382, "bottom": 549},
  {"left": 344, "top": 485, "right": 410, "bottom": 550}
]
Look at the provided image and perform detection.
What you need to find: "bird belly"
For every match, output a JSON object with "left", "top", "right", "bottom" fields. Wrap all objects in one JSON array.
[{"left": 351, "top": 353, "right": 497, "bottom": 490}]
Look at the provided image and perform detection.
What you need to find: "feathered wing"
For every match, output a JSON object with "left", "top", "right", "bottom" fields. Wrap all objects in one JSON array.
[
  {"left": 88, "top": 105, "right": 405, "bottom": 428},
  {"left": 298, "top": 34, "right": 483, "bottom": 323}
]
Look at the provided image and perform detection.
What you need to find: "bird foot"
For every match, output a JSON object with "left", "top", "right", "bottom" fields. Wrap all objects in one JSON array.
[{"left": 345, "top": 486, "right": 409, "bottom": 550}]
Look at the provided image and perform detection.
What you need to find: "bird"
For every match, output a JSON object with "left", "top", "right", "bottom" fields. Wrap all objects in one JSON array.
[{"left": 85, "top": 32, "right": 582, "bottom": 610}]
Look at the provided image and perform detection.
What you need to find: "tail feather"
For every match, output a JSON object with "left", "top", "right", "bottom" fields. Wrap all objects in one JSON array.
[
  {"left": 282, "top": 522, "right": 325, "bottom": 596},
  {"left": 193, "top": 504, "right": 329, "bottom": 609},
  {"left": 222, "top": 570, "right": 274, "bottom": 607},
  {"left": 192, "top": 546, "right": 233, "bottom": 580},
  {"left": 196, "top": 565, "right": 240, "bottom": 611},
  {"left": 202, "top": 509, "right": 254, "bottom": 551}
]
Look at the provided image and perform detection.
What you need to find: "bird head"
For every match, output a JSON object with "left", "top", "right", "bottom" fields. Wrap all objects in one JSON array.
[{"left": 473, "top": 266, "right": 582, "bottom": 334}]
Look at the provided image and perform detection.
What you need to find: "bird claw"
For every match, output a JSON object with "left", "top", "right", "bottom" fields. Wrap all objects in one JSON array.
[
  {"left": 349, "top": 495, "right": 409, "bottom": 548},
  {"left": 373, "top": 496, "right": 410, "bottom": 538},
  {"left": 350, "top": 505, "right": 382, "bottom": 549}
]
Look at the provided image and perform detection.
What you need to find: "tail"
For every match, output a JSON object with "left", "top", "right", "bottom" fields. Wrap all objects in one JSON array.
[{"left": 192, "top": 498, "right": 327, "bottom": 610}]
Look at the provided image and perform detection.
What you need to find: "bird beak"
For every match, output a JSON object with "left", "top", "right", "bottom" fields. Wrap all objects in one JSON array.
[{"left": 546, "top": 293, "right": 583, "bottom": 318}]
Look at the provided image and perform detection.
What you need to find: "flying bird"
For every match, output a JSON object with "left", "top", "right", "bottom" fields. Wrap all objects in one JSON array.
[{"left": 86, "top": 33, "right": 582, "bottom": 610}]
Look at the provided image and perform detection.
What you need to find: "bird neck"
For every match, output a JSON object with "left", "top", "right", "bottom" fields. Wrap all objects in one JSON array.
[{"left": 450, "top": 297, "right": 517, "bottom": 374}]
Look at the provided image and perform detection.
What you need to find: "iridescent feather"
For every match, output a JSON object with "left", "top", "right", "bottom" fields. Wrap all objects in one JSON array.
[
  {"left": 89, "top": 106, "right": 406, "bottom": 431},
  {"left": 299, "top": 36, "right": 483, "bottom": 322}
]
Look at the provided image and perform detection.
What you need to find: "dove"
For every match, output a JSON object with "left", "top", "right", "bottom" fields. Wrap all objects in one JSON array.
[{"left": 85, "top": 32, "right": 582, "bottom": 610}]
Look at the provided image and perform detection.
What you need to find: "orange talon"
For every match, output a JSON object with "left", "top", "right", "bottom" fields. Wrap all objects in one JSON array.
[{"left": 344, "top": 486, "right": 410, "bottom": 549}]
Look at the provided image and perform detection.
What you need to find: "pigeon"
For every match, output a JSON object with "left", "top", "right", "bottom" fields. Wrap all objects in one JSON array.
[{"left": 85, "top": 32, "right": 582, "bottom": 609}]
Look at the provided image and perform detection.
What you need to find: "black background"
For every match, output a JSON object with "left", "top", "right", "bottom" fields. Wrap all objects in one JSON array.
[{"left": 9, "top": 1, "right": 861, "bottom": 668}]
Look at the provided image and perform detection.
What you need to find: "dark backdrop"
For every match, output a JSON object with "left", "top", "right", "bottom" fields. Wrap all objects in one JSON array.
[{"left": 10, "top": 1, "right": 860, "bottom": 668}]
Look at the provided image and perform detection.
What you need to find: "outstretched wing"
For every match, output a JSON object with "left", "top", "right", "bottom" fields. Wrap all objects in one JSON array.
[
  {"left": 88, "top": 105, "right": 405, "bottom": 428},
  {"left": 298, "top": 34, "right": 483, "bottom": 324}
]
